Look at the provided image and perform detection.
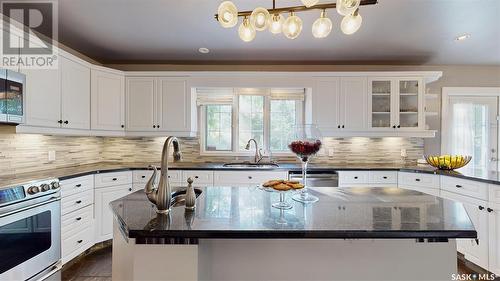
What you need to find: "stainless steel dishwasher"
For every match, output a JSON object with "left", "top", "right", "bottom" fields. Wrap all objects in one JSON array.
[{"left": 288, "top": 171, "right": 338, "bottom": 187}]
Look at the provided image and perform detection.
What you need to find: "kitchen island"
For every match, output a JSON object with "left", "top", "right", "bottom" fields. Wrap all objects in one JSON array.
[{"left": 110, "top": 186, "right": 476, "bottom": 281}]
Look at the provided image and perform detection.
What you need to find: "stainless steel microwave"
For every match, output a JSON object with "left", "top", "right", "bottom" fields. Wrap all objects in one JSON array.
[{"left": 0, "top": 69, "right": 26, "bottom": 125}]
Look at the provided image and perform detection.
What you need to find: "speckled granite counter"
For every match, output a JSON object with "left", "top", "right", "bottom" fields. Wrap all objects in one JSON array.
[
  {"left": 0, "top": 161, "right": 498, "bottom": 189},
  {"left": 110, "top": 186, "right": 476, "bottom": 240}
]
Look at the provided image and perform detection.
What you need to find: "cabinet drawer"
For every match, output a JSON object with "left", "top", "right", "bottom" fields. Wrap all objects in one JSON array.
[
  {"left": 338, "top": 171, "right": 369, "bottom": 186},
  {"left": 61, "top": 189, "right": 94, "bottom": 215},
  {"left": 62, "top": 224, "right": 94, "bottom": 264},
  {"left": 60, "top": 175, "right": 94, "bottom": 197},
  {"left": 441, "top": 176, "right": 488, "bottom": 201},
  {"left": 399, "top": 185, "right": 439, "bottom": 197},
  {"left": 398, "top": 172, "right": 439, "bottom": 190},
  {"left": 489, "top": 184, "right": 500, "bottom": 204},
  {"left": 214, "top": 171, "right": 288, "bottom": 185},
  {"left": 95, "top": 171, "right": 132, "bottom": 188},
  {"left": 62, "top": 204, "right": 93, "bottom": 240},
  {"left": 369, "top": 171, "right": 398, "bottom": 184},
  {"left": 182, "top": 170, "right": 213, "bottom": 185},
  {"left": 133, "top": 170, "right": 154, "bottom": 183}
]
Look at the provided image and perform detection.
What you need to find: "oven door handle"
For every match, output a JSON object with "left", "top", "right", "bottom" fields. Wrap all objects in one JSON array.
[{"left": 0, "top": 196, "right": 60, "bottom": 218}]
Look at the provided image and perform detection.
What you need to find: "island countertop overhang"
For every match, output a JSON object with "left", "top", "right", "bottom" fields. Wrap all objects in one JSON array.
[{"left": 110, "top": 186, "right": 477, "bottom": 241}]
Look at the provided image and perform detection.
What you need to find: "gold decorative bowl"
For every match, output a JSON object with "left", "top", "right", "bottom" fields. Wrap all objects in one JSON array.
[{"left": 424, "top": 155, "right": 472, "bottom": 170}]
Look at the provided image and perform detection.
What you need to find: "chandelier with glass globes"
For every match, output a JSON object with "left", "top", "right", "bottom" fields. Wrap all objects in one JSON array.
[{"left": 215, "top": 0, "right": 377, "bottom": 42}]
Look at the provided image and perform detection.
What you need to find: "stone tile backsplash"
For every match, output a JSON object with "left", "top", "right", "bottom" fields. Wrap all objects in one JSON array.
[{"left": 0, "top": 125, "right": 423, "bottom": 176}]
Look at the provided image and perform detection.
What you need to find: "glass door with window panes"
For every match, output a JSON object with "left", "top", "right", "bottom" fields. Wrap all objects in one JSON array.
[
  {"left": 397, "top": 79, "right": 421, "bottom": 128},
  {"left": 447, "top": 96, "right": 498, "bottom": 172},
  {"left": 369, "top": 79, "right": 392, "bottom": 129}
]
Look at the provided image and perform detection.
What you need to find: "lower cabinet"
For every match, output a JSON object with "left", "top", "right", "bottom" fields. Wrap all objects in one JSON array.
[
  {"left": 94, "top": 184, "right": 134, "bottom": 242},
  {"left": 213, "top": 171, "right": 288, "bottom": 187},
  {"left": 338, "top": 170, "right": 398, "bottom": 187},
  {"left": 441, "top": 190, "right": 490, "bottom": 270},
  {"left": 489, "top": 203, "right": 500, "bottom": 275}
]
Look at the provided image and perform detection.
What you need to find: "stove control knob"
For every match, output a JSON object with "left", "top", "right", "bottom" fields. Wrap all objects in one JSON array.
[
  {"left": 40, "top": 184, "right": 50, "bottom": 192},
  {"left": 27, "top": 186, "right": 40, "bottom": 194},
  {"left": 51, "top": 181, "right": 60, "bottom": 189}
]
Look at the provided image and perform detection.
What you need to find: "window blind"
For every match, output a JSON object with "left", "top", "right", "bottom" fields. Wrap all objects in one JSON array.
[
  {"left": 196, "top": 88, "right": 234, "bottom": 106},
  {"left": 270, "top": 88, "right": 305, "bottom": 101}
]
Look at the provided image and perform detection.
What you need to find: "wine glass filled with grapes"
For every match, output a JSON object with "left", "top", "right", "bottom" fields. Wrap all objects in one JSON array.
[{"left": 288, "top": 124, "right": 322, "bottom": 203}]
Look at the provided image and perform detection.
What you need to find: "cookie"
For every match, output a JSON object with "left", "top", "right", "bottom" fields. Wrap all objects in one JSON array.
[
  {"left": 289, "top": 183, "right": 304, "bottom": 189},
  {"left": 272, "top": 183, "right": 292, "bottom": 191},
  {"left": 263, "top": 180, "right": 283, "bottom": 187},
  {"left": 285, "top": 180, "right": 300, "bottom": 185}
]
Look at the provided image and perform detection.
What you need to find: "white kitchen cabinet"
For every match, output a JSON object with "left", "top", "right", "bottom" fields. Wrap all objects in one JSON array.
[
  {"left": 213, "top": 171, "right": 288, "bottom": 187},
  {"left": 313, "top": 77, "right": 368, "bottom": 134},
  {"left": 441, "top": 190, "right": 489, "bottom": 270},
  {"left": 91, "top": 68, "right": 125, "bottom": 131},
  {"left": 125, "top": 77, "right": 157, "bottom": 131},
  {"left": 21, "top": 65, "right": 61, "bottom": 128},
  {"left": 488, "top": 203, "right": 500, "bottom": 275},
  {"left": 61, "top": 55, "right": 91, "bottom": 130},
  {"left": 338, "top": 171, "right": 397, "bottom": 187},
  {"left": 125, "top": 76, "right": 194, "bottom": 135},
  {"left": 368, "top": 77, "right": 424, "bottom": 130},
  {"left": 313, "top": 78, "right": 341, "bottom": 134},
  {"left": 94, "top": 184, "right": 134, "bottom": 242},
  {"left": 339, "top": 77, "right": 368, "bottom": 130},
  {"left": 157, "top": 78, "right": 191, "bottom": 133}
]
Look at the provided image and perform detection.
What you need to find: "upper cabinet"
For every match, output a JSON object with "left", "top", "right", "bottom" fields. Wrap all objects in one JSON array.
[
  {"left": 125, "top": 76, "right": 195, "bottom": 136},
  {"left": 368, "top": 77, "right": 424, "bottom": 131},
  {"left": 61, "top": 56, "right": 91, "bottom": 130},
  {"left": 20, "top": 53, "right": 91, "bottom": 132},
  {"left": 91, "top": 68, "right": 125, "bottom": 132},
  {"left": 313, "top": 77, "right": 367, "bottom": 135}
]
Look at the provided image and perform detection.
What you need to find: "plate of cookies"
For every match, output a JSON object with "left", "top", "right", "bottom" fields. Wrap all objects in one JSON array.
[{"left": 261, "top": 179, "right": 305, "bottom": 192}]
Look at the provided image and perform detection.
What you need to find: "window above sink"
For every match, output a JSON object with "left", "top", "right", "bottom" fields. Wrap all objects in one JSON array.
[{"left": 197, "top": 88, "right": 304, "bottom": 155}]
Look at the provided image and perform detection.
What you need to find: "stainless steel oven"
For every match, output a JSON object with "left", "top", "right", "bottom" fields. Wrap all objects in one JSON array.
[
  {"left": 0, "top": 179, "right": 61, "bottom": 281},
  {"left": 0, "top": 68, "right": 26, "bottom": 125}
]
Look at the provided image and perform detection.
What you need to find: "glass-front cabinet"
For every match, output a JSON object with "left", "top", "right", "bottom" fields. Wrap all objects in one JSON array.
[{"left": 368, "top": 78, "right": 424, "bottom": 130}]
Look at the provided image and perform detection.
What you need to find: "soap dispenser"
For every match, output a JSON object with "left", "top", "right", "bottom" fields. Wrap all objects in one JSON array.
[{"left": 185, "top": 177, "right": 196, "bottom": 211}]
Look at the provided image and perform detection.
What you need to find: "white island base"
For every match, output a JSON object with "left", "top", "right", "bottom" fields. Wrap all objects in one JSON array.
[{"left": 112, "top": 223, "right": 457, "bottom": 281}]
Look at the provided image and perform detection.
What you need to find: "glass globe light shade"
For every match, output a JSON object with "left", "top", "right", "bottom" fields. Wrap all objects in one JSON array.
[
  {"left": 336, "top": 0, "right": 360, "bottom": 16},
  {"left": 312, "top": 11, "right": 332, "bottom": 38},
  {"left": 340, "top": 11, "right": 362, "bottom": 35},
  {"left": 301, "top": 0, "right": 319, "bottom": 8},
  {"left": 217, "top": 1, "right": 238, "bottom": 28},
  {"left": 269, "top": 13, "right": 284, "bottom": 34},
  {"left": 238, "top": 17, "right": 256, "bottom": 42},
  {"left": 250, "top": 7, "right": 270, "bottom": 31},
  {"left": 282, "top": 13, "right": 303, "bottom": 39}
]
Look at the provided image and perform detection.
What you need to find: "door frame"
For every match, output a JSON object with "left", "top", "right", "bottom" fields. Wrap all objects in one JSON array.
[{"left": 441, "top": 87, "right": 500, "bottom": 156}]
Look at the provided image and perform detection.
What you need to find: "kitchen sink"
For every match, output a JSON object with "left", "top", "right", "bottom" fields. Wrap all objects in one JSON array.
[
  {"left": 171, "top": 188, "right": 202, "bottom": 207},
  {"left": 222, "top": 162, "right": 280, "bottom": 168}
]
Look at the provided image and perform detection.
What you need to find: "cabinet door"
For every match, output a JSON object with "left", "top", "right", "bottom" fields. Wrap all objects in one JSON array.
[
  {"left": 339, "top": 77, "right": 367, "bottom": 130},
  {"left": 61, "top": 56, "right": 91, "bottom": 129},
  {"left": 489, "top": 204, "right": 500, "bottom": 275},
  {"left": 91, "top": 69, "right": 125, "bottom": 131},
  {"left": 94, "top": 184, "right": 133, "bottom": 242},
  {"left": 396, "top": 78, "right": 423, "bottom": 129},
  {"left": 313, "top": 78, "right": 341, "bottom": 133},
  {"left": 462, "top": 201, "right": 490, "bottom": 269},
  {"left": 125, "top": 77, "right": 156, "bottom": 131},
  {"left": 21, "top": 66, "right": 61, "bottom": 128},
  {"left": 157, "top": 78, "right": 189, "bottom": 132},
  {"left": 368, "top": 78, "right": 393, "bottom": 129}
]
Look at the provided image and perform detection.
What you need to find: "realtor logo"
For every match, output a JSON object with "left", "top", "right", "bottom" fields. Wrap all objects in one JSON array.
[{"left": 0, "top": 0, "right": 58, "bottom": 69}]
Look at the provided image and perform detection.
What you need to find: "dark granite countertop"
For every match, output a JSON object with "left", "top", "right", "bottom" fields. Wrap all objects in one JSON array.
[
  {"left": 1, "top": 161, "right": 499, "bottom": 189},
  {"left": 110, "top": 186, "right": 477, "bottom": 240}
]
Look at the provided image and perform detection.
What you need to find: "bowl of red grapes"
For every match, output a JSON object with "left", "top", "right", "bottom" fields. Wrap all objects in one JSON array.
[{"left": 288, "top": 139, "right": 322, "bottom": 162}]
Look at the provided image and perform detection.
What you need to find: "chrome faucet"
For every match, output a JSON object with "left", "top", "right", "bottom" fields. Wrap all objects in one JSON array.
[
  {"left": 245, "top": 138, "right": 263, "bottom": 163},
  {"left": 145, "top": 136, "right": 182, "bottom": 214}
]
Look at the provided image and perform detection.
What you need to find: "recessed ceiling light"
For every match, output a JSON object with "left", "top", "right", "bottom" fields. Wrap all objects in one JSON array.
[
  {"left": 198, "top": 47, "right": 210, "bottom": 54},
  {"left": 455, "top": 34, "right": 471, "bottom": 41}
]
